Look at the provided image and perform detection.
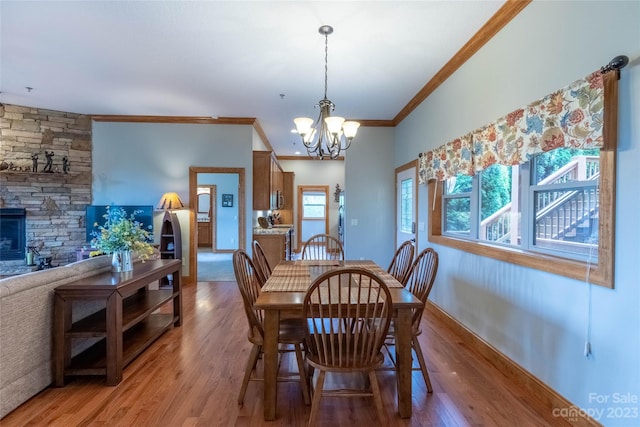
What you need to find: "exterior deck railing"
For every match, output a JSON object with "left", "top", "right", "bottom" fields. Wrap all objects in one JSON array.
[{"left": 480, "top": 156, "right": 599, "bottom": 244}]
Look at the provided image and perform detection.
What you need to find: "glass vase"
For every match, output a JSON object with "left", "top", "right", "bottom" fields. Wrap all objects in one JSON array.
[{"left": 112, "top": 250, "right": 133, "bottom": 273}]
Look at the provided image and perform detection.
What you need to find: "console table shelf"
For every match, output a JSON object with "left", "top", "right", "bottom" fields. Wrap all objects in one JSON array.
[
  {"left": 66, "top": 314, "right": 175, "bottom": 375},
  {"left": 54, "top": 259, "right": 182, "bottom": 386},
  {"left": 67, "top": 289, "right": 176, "bottom": 336}
]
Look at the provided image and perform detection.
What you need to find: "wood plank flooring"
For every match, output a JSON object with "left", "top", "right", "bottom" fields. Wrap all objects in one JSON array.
[{"left": 2, "top": 280, "right": 570, "bottom": 426}]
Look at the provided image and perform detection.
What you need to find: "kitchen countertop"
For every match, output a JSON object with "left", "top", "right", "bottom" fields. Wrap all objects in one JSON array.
[{"left": 253, "top": 225, "right": 293, "bottom": 235}]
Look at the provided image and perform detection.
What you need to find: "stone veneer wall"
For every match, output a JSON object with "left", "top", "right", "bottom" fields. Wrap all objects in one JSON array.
[{"left": 0, "top": 104, "right": 92, "bottom": 271}]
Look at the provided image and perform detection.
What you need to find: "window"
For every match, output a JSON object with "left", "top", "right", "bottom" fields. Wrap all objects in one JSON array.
[
  {"left": 400, "top": 178, "right": 413, "bottom": 233},
  {"left": 302, "top": 192, "right": 326, "bottom": 219},
  {"left": 429, "top": 145, "right": 615, "bottom": 288},
  {"left": 443, "top": 148, "right": 600, "bottom": 261}
]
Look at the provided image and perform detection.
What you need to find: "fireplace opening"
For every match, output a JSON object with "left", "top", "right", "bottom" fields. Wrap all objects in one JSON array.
[{"left": 0, "top": 208, "right": 26, "bottom": 261}]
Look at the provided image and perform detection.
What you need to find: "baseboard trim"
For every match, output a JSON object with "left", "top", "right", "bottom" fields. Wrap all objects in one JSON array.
[{"left": 426, "top": 302, "right": 602, "bottom": 427}]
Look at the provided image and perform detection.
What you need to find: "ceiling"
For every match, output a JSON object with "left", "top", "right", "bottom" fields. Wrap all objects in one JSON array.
[{"left": 0, "top": 1, "right": 507, "bottom": 157}]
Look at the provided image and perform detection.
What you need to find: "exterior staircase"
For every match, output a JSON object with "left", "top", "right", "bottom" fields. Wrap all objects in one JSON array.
[{"left": 480, "top": 156, "right": 599, "bottom": 248}]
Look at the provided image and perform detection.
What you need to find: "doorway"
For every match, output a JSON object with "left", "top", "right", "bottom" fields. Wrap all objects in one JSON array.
[
  {"left": 395, "top": 161, "right": 418, "bottom": 250},
  {"left": 197, "top": 185, "right": 216, "bottom": 250},
  {"left": 189, "top": 167, "right": 245, "bottom": 283},
  {"left": 297, "top": 186, "right": 329, "bottom": 250}
]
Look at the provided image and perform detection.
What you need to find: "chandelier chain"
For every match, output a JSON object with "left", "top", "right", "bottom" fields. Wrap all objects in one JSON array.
[{"left": 324, "top": 31, "right": 329, "bottom": 99}]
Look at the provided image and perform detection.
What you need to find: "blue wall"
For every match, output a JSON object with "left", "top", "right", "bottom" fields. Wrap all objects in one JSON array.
[
  {"left": 92, "top": 121, "right": 254, "bottom": 275},
  {"left": 198, "top": 173, "right": 239, "bottom": 250}
]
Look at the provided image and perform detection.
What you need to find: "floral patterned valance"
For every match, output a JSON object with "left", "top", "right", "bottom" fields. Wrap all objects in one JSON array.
[{"left": 419, "top": 70, "right": 616, "bottom": 183}]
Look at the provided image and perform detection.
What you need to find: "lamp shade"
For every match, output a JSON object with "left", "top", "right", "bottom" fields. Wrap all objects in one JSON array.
[
  {"left": 157, "top": 192, "right": 185, "bottom": 210},
  {"left": 324, "top": 116, "right": 345, "bottom": 135},
  {"left": 294, "top": 117, "right": 314, "bottom": 138},
  {"left": 342, "top": 121, "right": 360, "bottom": 139}
]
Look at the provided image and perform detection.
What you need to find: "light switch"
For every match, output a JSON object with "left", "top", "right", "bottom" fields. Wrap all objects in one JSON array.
[
  {"left": 418, "top": 222, "right": 425, "bottom": 232},
  {"left": 351, "top": 219, "right": 358, "bottom": 226}
]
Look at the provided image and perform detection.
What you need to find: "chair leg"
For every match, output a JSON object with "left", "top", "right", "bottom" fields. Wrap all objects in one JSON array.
[
  {"left": 412, "top": 337, "right": 433, "bottom": 393},
  {"left": 382, "top": 340, "right": 397, "bottom": 368},
  {"left": 294, "top": 343, "right": 311, "bottom": 405},
  {"left": 368, "top": 370, "right": 386, "bottom": 425},
  {"left": 307, "top": 369, "right": 325, "bottom": 427},
  {"left": 238, "top": 344, "right": 261, "bottom": 404}
]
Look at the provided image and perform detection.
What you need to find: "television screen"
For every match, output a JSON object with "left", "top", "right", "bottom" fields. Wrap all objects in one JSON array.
[{"left": 85, "top": 205, "right": 154, "bottom": 243}]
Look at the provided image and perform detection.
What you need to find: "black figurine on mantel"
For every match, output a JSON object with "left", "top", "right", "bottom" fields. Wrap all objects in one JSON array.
[
  {"left": 43, "top": 151, "right": 54, "bottom": 173},
  {"left": 62, "top": 156, "right": 70, "bottom": 174},
  {"left": 31, "top": 153, "right": 39, "bottom": 172}
]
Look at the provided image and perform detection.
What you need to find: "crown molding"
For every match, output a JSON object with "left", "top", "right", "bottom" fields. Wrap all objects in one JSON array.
[{"left": 393, "top": 0, "right": 531, "bottom": 125}]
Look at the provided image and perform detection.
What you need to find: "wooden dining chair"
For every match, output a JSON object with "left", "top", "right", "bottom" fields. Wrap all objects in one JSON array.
[
  {"left": 387, "top": 240, "right": 415, "bottom": 285},
  {"left": 383, "top": 247, "right": 439, "bottom": 392},
  {"left": 301, "top": 233, "right": 344, "bottom": 261},
  {"left": 303, "top": 268, "right": 392, "bottom": 426},
  {"left": 252, "top": 240, "right": 272, "bottom": 285},
  {"left": 232, "top": 249, "right": 310, "bottom": 405}
]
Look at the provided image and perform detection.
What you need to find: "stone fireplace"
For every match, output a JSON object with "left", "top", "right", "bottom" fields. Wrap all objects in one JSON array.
[{"left": 0, "top": 104, "right": 92, "bottom": 275}]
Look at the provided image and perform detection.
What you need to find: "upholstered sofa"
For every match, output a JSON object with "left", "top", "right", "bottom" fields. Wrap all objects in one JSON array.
[{"left": 0, "top": 255, "right": 113, "bottom": 418}]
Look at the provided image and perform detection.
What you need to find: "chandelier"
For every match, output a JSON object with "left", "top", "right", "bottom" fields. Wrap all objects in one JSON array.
[{"left": 294, "top": 25, "right": 360, "bottom": 160}]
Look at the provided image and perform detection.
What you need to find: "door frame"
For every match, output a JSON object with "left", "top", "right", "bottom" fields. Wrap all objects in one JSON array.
[
  {"left": 395, "top": 160, "right": 418, "bottom": 249},
  {"left": 188, "top": 167, "right": 245, "bottom": 284},
  {"left": 296, "top": 185, "right": 329, "bottom": 251}
]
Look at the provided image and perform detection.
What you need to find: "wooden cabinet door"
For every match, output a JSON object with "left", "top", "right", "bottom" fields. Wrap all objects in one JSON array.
[
  {"left": 253, "top": 150, "right": 286, "bottom": 210},
  {"left": 253, "top": 151, "right": 272, "bottom": 210},
  {"left": 197, "top": 222, "right": 211, "bottom": 247}
]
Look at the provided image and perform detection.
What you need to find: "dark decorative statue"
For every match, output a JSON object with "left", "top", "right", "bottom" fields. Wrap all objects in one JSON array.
[
  {"left": 62, "top": 156, "right": 70, "bottom": 174},
  {"left": 31, "top": 153, "right": 39, "bottom": 172},
  {"left": 43, "top": 151, "right": 54, "bottom": 173}
]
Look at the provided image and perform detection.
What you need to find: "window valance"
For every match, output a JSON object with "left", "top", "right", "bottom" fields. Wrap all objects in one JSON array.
[{"left": 419, "top": 70, "right": 618, "bottom": 183}]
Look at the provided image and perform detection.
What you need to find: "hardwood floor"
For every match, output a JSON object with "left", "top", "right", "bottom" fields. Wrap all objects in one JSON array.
[{"left": 2, "top": 280, "right": 569, "bottom": 426}]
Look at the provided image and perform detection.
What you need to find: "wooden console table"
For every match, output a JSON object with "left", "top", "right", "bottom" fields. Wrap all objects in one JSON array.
[{"left": 53, "top": 259, "right": 182, "bottom": 386}]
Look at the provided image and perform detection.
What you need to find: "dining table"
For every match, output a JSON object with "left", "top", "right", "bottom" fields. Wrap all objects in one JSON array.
[{"left": 254, "top": 259, "right": 424, "bottom": 421}]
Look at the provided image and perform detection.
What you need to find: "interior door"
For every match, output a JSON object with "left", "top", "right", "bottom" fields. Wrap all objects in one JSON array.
[{"left": 396, "top": 162, "right": 417, "bottom": 248}]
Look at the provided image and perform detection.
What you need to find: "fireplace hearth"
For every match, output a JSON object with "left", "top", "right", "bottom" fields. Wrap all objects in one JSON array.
[{"left": 0, "top": 208, "right": 26, "bottom": 261}]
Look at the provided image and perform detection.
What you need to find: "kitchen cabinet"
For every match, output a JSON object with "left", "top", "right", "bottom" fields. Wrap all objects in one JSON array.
[
  {"left": 282, "top": 172, "right": 294, "bottom": 210},
  {"left": 253, "top": 228, "right": 292, "bottom": 268},
  {"left": 277, "top": 172, "right": 295, "bottom": 225},
  {"left": 253, "top": 151, "right": 284, "bottom": 210}
]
